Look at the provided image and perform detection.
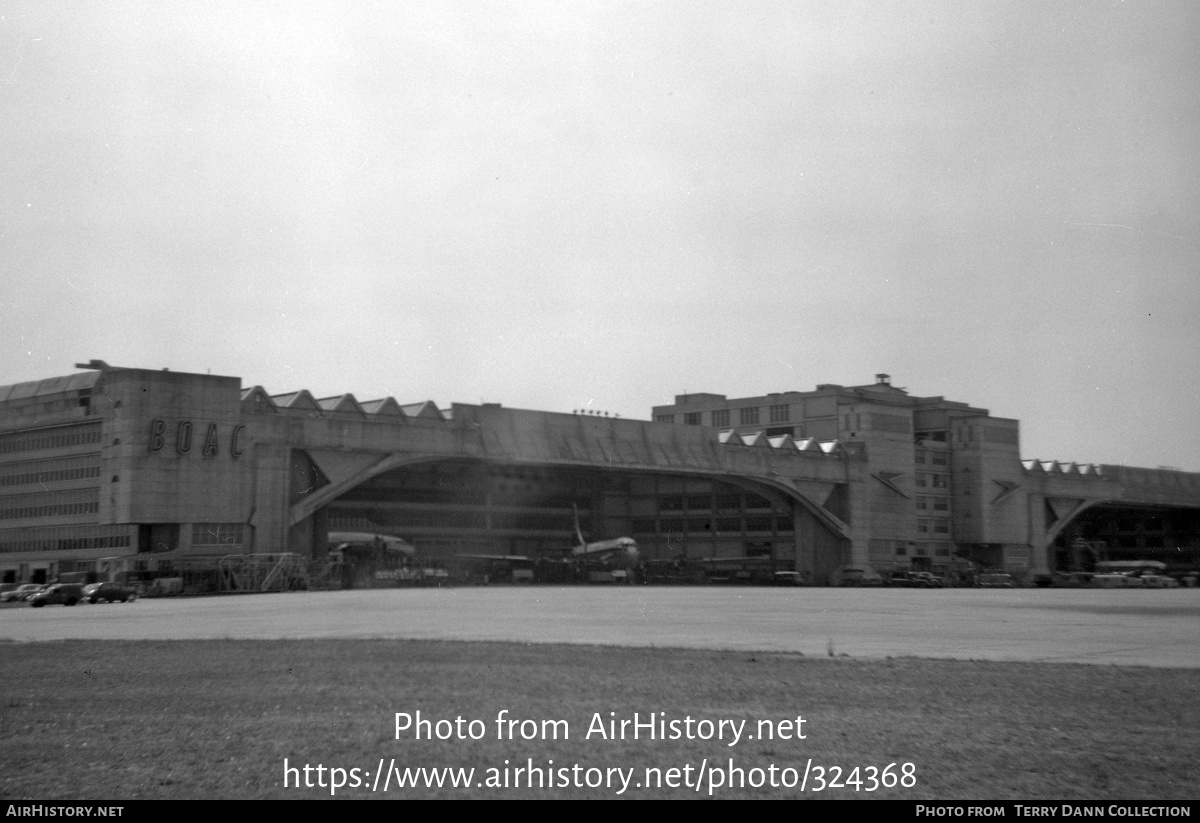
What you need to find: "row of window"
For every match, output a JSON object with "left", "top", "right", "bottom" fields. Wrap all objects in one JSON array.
[
  {"left": 0, "top": 489, "right": 100, "bottom": 521},
  {"left": 0, "top": 454, "right": 102, "bottom": 487},
  {"left": 916, "top": 519, "right": 951, "bottom": 534},
  {"left": 658, "top": 494, "right": 773, "bottom": 512},
  {"left": 0, "top": 423, "right": 102, "bottom": 455},
  {"left": 913, "top": 452, "right": 948, "bottom": 466},
  {"left": 915, "top": 497, "right": 950, "bottom": 512},
  {"left": 633, "top": 517, "right": 793, "bottom": 534},
  {"left": 896, "top": 544, "right": 952, "bottom": 557},
  {"left": 664, "top": 404, "right": 791, "bottom": 427},
  {"left": 0, "top": 532, "right": 132, "bottom": 556},
  {"left": 915, "top": 473, "right": 949, "bottom": 489}
]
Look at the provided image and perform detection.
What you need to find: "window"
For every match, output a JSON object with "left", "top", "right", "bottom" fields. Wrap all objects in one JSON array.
[
  {"left": 930, "top": 454, "right": 948, "bottom": 466},
  {"left": 769, "top": 404, "right": 789, "bottom": 423},
  {"left": 932, "top": 499, "right": 949, "bottom": 512},
  {"left": 933, "top": 521, "right": 949, "bottom": 534},
  {"left": 0, "top": 454, "right": 102, "bottom": 487},
  {"left": 915, "top": 497, "right": 927, "bottom": 510},
  {"left": 711, "top": 409, "right": 730, "bottom": 428},
  {"left": 655, "top": 414, "right": 674, "bottom": 424},
  {"left": 0, "top": 422, "right": 102, "bottom": 455},
  {"left": 739, "top": 407, "right": 760, "bottom": 425},
  {"left": 745, "top": 516, "right": 773, "bottom": 532},
  {"left": 917, "top": 519, "right": 929, "bottom": 533},
  {"left": 684, "top": 412, "right": 701, "bottom": 426},
  {"left": 915, "top": 474, "right": 927, "bottom": 488},
  {"left": 0, "top": 488, "right": 100, "bottom": 521},
  {"left": 931, "top": 474, "right": 948, "bottom": 489}
]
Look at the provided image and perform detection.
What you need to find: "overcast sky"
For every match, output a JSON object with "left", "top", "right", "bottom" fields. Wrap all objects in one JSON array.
[{"left": 2, "top": 1, "right": 1198, "bottom": 470}]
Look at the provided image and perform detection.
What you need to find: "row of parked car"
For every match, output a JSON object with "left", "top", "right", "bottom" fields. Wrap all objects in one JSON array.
[
  {"left": 0, "top": 581, "right": 141, "bottom": 607},
  {"left": 837, "top": 568, "right": 1019, "bottom": 587}
]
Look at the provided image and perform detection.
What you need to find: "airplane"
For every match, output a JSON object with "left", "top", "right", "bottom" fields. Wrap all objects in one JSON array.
[
  {"left": 454, "top": 506, "right": 639, "bottom": 568},
  {"left": 327, "top": 532, "right": 416, "bottom": 558},
  {"left": 569, "top": 505, "right": 639, "bottom": 566}
]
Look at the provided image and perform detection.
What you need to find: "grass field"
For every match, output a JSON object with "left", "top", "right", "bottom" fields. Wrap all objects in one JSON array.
[{"left": 1, "top": 639, "right": 1197, "bottom": 800}]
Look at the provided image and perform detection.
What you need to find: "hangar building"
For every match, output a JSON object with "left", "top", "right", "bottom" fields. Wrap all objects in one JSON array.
[{"left": 1, "top": 362, "right": 1197, "bottom": 586}]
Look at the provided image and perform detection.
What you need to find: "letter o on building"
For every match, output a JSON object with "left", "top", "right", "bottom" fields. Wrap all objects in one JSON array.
[{"left": 176, "top": 421, "right": 193, "bottom": 454}]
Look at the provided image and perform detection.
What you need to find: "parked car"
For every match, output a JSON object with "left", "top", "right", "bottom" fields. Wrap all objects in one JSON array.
[
  {"left": 143, "top": 577, "right": 184, "bottom": 597},
  {"left": 1, "top": 584, "right": 45, "bottom": 603},
  {"left": 1136, "top": 573, "right": 1180, "bottom": 589},
  {"left": 887, "top": 571, "right": 915, "bottom": 587},
  {"left": 772, "top": 571, "right": 806, "bottom": 586},
  {"left": 977, "top": 572, "right": 1016, "bottom": 588},
  {"left": 29, "top": 583, "right": 86, "bottom": 607},
  {"left": 82, "top": 582, "right": 140, "bottom": 603},
  {"left": 1051, "top": 572, "right": 1092, "bottom": 588},
  {"left": 836, "top": 567, "right": 884, "bottom": 587},
  {"left": 1091, "top": 573, "right": 1142, "bottom": 588},
  {"left": 909, "top": 572, "right": 945, "bottom": 588}
]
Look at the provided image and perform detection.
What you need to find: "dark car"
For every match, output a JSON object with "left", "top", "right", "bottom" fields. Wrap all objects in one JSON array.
[
  {"left": 771, "top": 571, "right": 806, "bottom": 586},
  {"left": 29, "top": 583, "right": 86, "bottom": 607},
  {"left": 837, "top": 567, "right": 884, "bottom": 587},
  {"left": 82, "top": 582, "right": 140, "bottom": 604}
]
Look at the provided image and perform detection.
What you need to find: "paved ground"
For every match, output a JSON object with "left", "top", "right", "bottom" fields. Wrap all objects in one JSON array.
[{"left": 3, "top": 586, "right": 1196, "bottom": 667}]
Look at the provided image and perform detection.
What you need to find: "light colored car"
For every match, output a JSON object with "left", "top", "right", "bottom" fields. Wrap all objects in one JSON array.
[
  {"left": 1, "top": 584, "right": 45, "bottom": 603},
  {"left": 977, "top": 572, "right": 1016, "bottom": 588},
  {"left": 1092, "top": 573, "right": 1142, "bottom": 588}
]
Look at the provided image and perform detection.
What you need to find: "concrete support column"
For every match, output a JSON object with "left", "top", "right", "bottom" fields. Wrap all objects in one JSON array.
[
  {"left": 792, "top": 508, "right": 813, "bottom": 578},
  {"left": 1026, "top": 492, "right": 1052, "bottom": 576},
  {"left": 250, "top": 442, "right": 291, "bottom": 554}
]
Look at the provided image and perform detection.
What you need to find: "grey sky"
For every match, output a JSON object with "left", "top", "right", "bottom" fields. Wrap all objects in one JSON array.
[{"left": 2, "top": 1, "right": 1198, "bottom": 469}]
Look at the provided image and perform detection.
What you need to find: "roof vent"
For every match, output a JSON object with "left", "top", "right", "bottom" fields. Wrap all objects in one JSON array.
[{"left": 875, "top": 373, "right": 891, "bottom": 385}]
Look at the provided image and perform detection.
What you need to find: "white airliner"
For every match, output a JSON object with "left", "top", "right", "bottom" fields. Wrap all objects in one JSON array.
[
  {"left": 569, "top": 505, "right": 639, "bottom": 566},
  {"left": 454, "top": 506, "right": 639, "bottom": 567},
  {"left": 327, "top": 532, "right": 416, "bottom": 557}
]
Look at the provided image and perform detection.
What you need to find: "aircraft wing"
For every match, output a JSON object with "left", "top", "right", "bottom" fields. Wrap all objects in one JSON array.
[{"left": 454, "top": 554, "right": 533, "bottom": 563}]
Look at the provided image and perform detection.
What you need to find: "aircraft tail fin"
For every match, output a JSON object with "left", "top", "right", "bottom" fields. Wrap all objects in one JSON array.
[{"left": 572, "top": 503, "right": 586, "bottom": 547}]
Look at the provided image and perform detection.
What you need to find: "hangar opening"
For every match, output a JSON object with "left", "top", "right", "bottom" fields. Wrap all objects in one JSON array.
[
  {"left": 318, "top": 460, "right": 847, "bottom": 584},
  {"left": 1051, "top": 503, "right": 1200, "bottom": 573}
]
